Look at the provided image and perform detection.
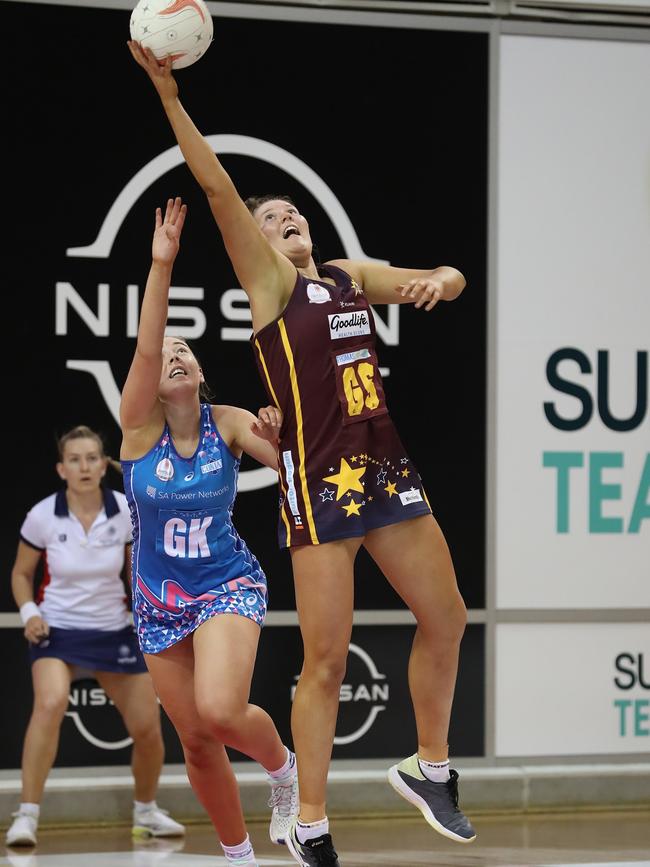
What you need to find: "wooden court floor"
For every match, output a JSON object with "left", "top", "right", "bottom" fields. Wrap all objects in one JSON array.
[{"left": 2, "top": 811, "right": 649, "bottom": 866}]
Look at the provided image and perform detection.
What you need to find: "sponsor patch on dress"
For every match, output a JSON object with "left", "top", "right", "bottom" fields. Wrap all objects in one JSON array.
[
  {"left": 201, "top": 459, "right": 223, "bottom": 474},
  {"left": 307, "top": 282, "right": 331, "bottom": 304},
  {"left": 328, "top": 311, "right": 371, "bottom": 340},
  {"left": 399, "top": 489, "right": 423, "bottom": 506},
  {"left": 335, "top": 348, "right": 371, "bottom": 366}
]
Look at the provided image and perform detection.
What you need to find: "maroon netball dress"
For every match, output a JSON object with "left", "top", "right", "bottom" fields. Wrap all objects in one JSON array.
[{"left": 252, "top": 263, "right": 431, "bottom": 548}]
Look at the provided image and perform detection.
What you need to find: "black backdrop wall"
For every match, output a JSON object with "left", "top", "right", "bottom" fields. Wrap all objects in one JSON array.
[{"left": 1, "top": 1, "right": 487, "bottom": 767}]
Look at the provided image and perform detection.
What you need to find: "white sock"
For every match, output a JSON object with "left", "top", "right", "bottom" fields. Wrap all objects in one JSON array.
[
  {"left": 267, "top": 746, "right": 296, "bottom": 781},
  {"left": 134, "top": 800, "right": 157, "bottom": 812},
  {"left": 19, "top": 803, "right": 40, "bottom": 818},
  {"left": 296, "top": 817, "right": 329, "bottom": 844},
  {"left": 418, "top": 757, "right": 451, "bottom": 783},
  {"left": 221, "top": 833, "right": 255, "bottom": 863}
]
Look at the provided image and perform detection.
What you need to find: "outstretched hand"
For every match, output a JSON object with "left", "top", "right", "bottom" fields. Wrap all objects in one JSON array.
[
  {"left": 250, "top": 406, "right": 282, "bottom": 442},
  {"left": 128, "top": 40, "right": 178, "bottom": 102},
  {"left": 396, "top": 276, "right": 445, "bottom": 311},
  {"left": 152, "top": 197, "right": 187, "bottom": 266}
]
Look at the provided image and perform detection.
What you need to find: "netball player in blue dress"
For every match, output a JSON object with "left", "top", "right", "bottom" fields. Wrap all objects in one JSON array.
[
  {"left": 7, "top": 425, "right": 184, "bottom": 847},
  {"left": 129, "top": 42, "right": 475, "bottom": 867},
  {"left": 119, "top": 197, "right": 297, "bottom": 867}
]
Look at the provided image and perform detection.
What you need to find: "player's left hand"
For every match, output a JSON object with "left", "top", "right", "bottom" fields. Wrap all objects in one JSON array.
[
  {"left": 250, "top": 406, "right": 282, "bottom": 441},
  {"left": 397, "top": 277, "right": 445, "bottom": 311}
]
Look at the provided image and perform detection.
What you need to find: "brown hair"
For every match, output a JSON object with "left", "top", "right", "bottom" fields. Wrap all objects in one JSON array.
[
  {"left": 244, "top": 194, "right": 296, "bottom": 216},
  {"left": 57, "top": 426, "right": 124, "bottom": 475},
  {"left": 57, "top": 425, "right": 105, "bottom": 461}
]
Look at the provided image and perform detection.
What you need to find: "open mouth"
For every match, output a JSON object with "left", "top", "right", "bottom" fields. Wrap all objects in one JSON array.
[
  {"left": 170, "top": 367, "right": 187, "bottom": 379},
  {"left": 283, "top": 225, "right": 300, "bottom": 239}
]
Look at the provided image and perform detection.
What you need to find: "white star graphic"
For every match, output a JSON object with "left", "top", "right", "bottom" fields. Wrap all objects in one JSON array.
[
  {"left": 376, "top": 469, "right": 387, "bottom": 484},
  {"left": 319, "top": 488, "right": 335, "bottom": 502}
]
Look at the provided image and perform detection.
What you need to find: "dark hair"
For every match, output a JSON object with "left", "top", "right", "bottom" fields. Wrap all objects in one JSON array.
[
  {"left": 244, "top": 194, "right": 296, "bottom": 216},
  {"left": 171, "top": 337, "right": 215, "bottom": 402}
]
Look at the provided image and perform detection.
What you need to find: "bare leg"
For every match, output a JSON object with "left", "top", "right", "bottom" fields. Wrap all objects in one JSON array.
[
  {"left": 364, "top": 514, "right": 467, "bottom": 761},
  {"left": 96, "top": 670, "right": 164, "bottom": 802},
  {"left": 192, "top": 614, "right": 287, "bottom": 771},
  {"left": 20, "top": 658, "right": 72, "bottom": 803},
  {"left": 290, "top": 538, "right": 360, "bottom": 822},
  {"left": 145, "top": 634, "right": 246, "bottom": 847}
]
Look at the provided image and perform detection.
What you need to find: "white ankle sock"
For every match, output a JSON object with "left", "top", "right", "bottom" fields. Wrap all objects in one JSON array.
[
  {"left": 296, "top": 817, "right": 329, "bottom": 844},
  {"left": 134, "top": 800, "right": 157, "bottom": 812},
  {"left": 418, "top": 757, "right": 451, "bottom": 782},
  {"left": 19, "top": 803, "right": 40, "bottom": 818},
  {"left": 267, "top": 746, "right": 296, "bottom": 781},
  {"left": 221, "top": 834, "right": 254, "bottom": 863}
]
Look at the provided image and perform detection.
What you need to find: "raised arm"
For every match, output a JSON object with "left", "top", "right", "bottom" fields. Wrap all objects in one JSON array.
[
  {"left": 127, "top": 42, "right": 295, "bottom": 319},
  {"left": 329, "top": 260, "right": 466, "bottom": 310},
  {"left": 120, "top": 197, "right": 186, "bottom": 453}
]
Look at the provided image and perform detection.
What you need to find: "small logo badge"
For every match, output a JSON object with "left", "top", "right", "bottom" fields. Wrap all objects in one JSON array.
[
  {"left": 399, "top": 489, "right": 423, "bottom": 506},
  {"left": 155, "top": 458, "right": 174, "bottom": 482},
  {"left": 146, "top": 485, "right": 157, "bottom": 499},
  {"left": 58, "top": 533, "right": 67, "bottom": 542},
  {"left": 184, "top": 472, "right": 195, "bottom": 482},
  {"left": 201, "top": 459, "right": 223, "bottom": 475},
  {"left": 307, "top": 282, "right": 331, "bottom": 304}
]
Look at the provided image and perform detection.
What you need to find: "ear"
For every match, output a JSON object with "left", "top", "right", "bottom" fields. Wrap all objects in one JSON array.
[
  {"left": 100, "top": 457, "right": 108, "bottom": 479},
  {"left": 199, "top": 368, "right": 205, "bottom": 383},
  {"left": 55, "top": 461, "right": 66, "bottom": 481}
]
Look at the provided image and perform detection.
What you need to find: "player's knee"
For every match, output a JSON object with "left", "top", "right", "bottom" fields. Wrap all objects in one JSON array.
[
  {"left": 302, "top": 651, "right": 348, "bottom": 691},
  {"left": 195, "top": 696, "right": 244, "bottom": 738},
  {"left": 32, "top": 693, "right": 68, "bottom": 724},
  {"left": 179, "top": 729, "right": 214, "bottom": 766},
  {"left": 129, "top": 715, "right": 163, "bottom": 747}
]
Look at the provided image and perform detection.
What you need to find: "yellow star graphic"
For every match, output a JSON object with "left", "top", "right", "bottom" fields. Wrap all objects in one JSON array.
[
  {"left": 350, "top": 455, "right": 358, "bottom": 463},
  {"left": 342, "top": 499, "right": 363, "bottom": 517},
  {"left": 401, "top": 468, "right": 410, "bottom": 478},
  {"left": 385, "top": 481, "right": 398, "bottom": 498},
  {"left": 323, "top": 458, "right": 367, "bottom": 501},
  {"left": 368, "top": 496, "right": 374, "bottom": 502}
]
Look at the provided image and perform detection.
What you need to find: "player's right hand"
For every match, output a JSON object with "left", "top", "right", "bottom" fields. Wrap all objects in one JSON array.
[
  {"left": 127, "top": 40, "right": 179, "bottom": 103},
  {"left": 24, "top": 615, "right": 50, "bottom": 645}
]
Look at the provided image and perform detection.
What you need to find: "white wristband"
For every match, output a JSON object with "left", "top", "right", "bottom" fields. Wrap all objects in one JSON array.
[{"left": 19, "top": 602, "right": 41, "bottom": 625}]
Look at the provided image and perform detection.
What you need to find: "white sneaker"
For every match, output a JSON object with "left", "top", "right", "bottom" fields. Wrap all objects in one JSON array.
[
  {"left": 6, "top": 811, "right": 38, "bottom": 846},
  {"left": 132, "top": 806, "right": 185, "bottom": 838},
  {"left": 268, "top": 772, "right": 299, "bottom": 845}
]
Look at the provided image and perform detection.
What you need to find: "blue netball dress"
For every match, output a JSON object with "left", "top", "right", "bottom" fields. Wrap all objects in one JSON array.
[{"left": 121, "top": 403, "right": 267, "bottom": 654}]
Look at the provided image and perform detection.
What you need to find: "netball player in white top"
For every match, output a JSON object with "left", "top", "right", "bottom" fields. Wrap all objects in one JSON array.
[{"left": 6, "top": 425, "right": 184, "bottom": 847}]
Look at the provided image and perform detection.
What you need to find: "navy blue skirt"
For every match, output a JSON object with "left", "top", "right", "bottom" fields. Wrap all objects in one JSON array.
[{"left": 28, "top": 625, "right": 148, "bottom": 674}]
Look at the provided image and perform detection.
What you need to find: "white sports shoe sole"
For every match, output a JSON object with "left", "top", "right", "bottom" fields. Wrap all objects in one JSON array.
[{"left": 387, "top": 764, "right": 476, "bottom": 844}]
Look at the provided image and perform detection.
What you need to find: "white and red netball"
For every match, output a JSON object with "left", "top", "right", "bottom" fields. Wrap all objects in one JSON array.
[{"left": 130, "top": 0, "right": 213, "bottom": 70}]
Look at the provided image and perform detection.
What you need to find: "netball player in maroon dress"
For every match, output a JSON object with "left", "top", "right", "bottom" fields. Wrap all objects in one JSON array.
[{"left": 129, "top": 41, "right": 476, "bottom": 867}]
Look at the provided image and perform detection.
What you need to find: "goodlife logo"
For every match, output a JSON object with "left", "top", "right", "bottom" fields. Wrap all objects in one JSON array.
[
  {"left": 292, "top": 642, "right": 389, "bottom": 745},
  {"left": 61, "top": 136, "right": 395, "bottom": 492}
]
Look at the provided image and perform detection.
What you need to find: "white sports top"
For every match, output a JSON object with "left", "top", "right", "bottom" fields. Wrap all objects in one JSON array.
[{"left": 20, "top": 489, "right": 133, "bottom": 631}]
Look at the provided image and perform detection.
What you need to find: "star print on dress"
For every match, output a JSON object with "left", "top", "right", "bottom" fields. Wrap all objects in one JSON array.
[
  {"left": 322, "top": 457, "right": 366, "bottom": 501},
  {"left": 319, "top": 488, "right": 335, "bottom": 502},
  {"left": 342, "top": 499, "right": 364, "bottom": 517},
  {"left": 384, "top": 481, "right": 398, "bottom": 497},
  {"left": 376, "top": 468, "right": 388, "bottom": 485}
]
